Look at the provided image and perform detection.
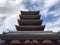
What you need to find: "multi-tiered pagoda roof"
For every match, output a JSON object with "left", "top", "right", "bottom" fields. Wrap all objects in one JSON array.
[{"left": 15, "top": 11, "right": 45, "bottom": 31}]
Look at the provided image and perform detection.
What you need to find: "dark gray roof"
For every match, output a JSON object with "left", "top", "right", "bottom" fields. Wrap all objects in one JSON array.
[{"left": 3, "top": 31, "right": 59, "bottom": 36}]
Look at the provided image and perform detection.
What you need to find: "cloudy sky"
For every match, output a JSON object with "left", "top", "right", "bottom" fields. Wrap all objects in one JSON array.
[{"left": 0, "top": 0, "right": 60, "bottom": 34}]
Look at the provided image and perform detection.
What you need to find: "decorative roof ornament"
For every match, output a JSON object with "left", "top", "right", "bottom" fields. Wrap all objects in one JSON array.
[{"left": 28, "top": 7, "right": 32, "bottom": 11}]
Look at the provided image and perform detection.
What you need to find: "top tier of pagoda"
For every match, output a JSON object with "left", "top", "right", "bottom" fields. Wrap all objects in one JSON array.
[{"left": 15, "top": 11, "right": 45, "bottom": 31}]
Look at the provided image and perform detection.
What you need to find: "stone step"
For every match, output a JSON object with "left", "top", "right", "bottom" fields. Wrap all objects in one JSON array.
[
  {"left": 21, "top": 11, "right": 39, "bottom": 15},
  {"left": 15, "top": 25, "right": 45, "bottom": 31},
  {"left": 20, "top": 15, "right": 40, "bottom": 20},
  {"left": 18, "top": 19, "right": 42, "bottom": 25}
]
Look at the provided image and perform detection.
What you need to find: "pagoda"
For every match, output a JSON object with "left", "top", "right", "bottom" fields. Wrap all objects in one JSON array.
[
  {"left": 15, "top": 11, "right": 45, "bottom": 31},
  {"left": 0, "top": 11, "right": 60, "bottom": 45}
]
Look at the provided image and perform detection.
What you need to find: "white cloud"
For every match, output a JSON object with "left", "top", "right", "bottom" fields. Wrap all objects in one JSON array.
[
  {"left": 40, "top": 8, "right": 49, "bottom": 17},
  {"left": 45, "top": 17, "right": 60, "bottom": 32},
  {"left": 15, "top": 0, "right": 23, "bottom": 5},
  {"left": 0, "top": 0, "right": 28, "bottom": 34},
  {"left": 53, "top": 8, "right": 60, "bottom": 16},
  {"left": 0, "top": 0, "right": 23, "bottom": 7},
  {"left": 44, "top": 0, "right": 58, "bottom": 8},
  {"left": 40, "top": 0, "right": 60, "bottom": 17},
  {"left": 0, "top": 0, "right": 7, "bottom": 7},
  {"left": 8, "top": 0, "right": 23, "bottom": 7},
  {"left": 31, "top": 0, "right": 38, "bottom": 3},
  {"left": 0, "top": 13, "right": 19, "bottom": 34}
]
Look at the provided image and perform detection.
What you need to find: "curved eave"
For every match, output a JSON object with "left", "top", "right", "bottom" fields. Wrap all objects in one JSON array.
[
  {"left": 15, "top": 25, "right": 45, "bottom": 31},
  {"left": 18, "top": 19, "right": 43, "bottom": 26}
]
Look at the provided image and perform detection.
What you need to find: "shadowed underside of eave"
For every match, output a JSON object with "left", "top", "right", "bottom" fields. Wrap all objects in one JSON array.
[
  {"left": 21, "top": 11, "right": 40, "bottom": 15},
  {"left": 19, "top": 15, "right": 41, "bottom": 20},
  {"left": 15, "top": 25, "right": 45, "bottom": 31},
  {"left": 18, "top": 19, "right": 43, "bottom": 26}
]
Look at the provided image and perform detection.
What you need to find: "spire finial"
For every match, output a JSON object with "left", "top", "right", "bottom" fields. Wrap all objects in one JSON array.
[{"left": 28, "top": 7, "right": 32, "bottom": 11}]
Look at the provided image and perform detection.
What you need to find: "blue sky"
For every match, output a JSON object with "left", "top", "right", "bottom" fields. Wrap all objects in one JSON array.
[{"left": 0, "top": 0, "right": 60, "bottom": 34}]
